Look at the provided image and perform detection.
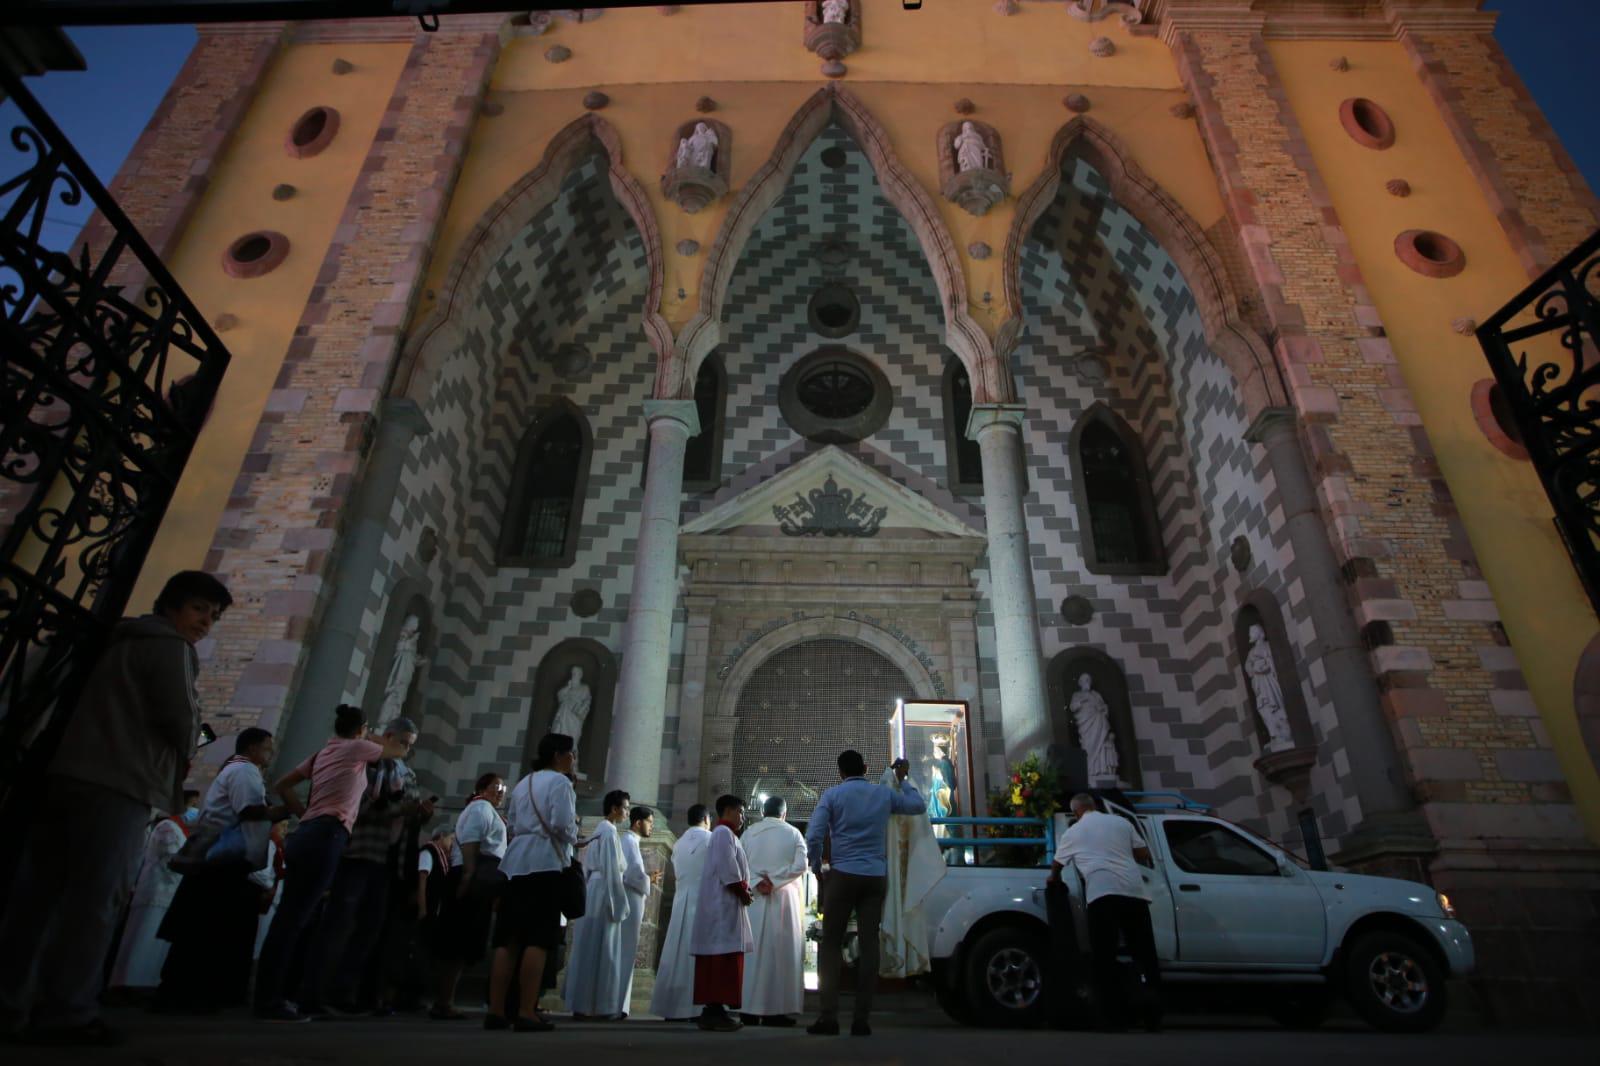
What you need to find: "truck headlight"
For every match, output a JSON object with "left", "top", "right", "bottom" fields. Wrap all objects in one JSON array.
[{"left": 1436, "top": 891, "right": 1456, "bottom": 919}]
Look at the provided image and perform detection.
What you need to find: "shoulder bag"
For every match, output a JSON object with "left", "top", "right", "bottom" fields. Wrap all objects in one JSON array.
[{"left": 527, "top": 774, "right": 587, "bottom": 920}]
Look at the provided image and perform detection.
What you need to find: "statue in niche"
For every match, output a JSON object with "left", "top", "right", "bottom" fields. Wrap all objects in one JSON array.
[
  {"left": 675, "top": 122, "right": 718, "bottom": 171},
  {"left": 821, "top": 0, "right": 849, "bottom": 24},
  {"left": 954, "top": 121, "right": 992, "bottom": 173},
  {"left": 1069, "top": 673, "right": 1120, "bottom": 783},
  {"left": 1245, "top": 624, "right": 1295, "bottom": 751},
  {"left": 803, "top": 0, "right": 859, "bottom": 78},
  {"left": 380, "top": 615, "right": 424, "bottom": 723},
  {"left": 550, "top": 665, "right": 593, "bottom": 747}
]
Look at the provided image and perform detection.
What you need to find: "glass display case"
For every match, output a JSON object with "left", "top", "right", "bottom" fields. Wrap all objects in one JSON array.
[{"left": 888, "top": 699, "right": 973, "bottom": 832}]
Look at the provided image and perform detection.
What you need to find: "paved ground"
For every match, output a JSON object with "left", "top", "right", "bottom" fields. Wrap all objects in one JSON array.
[{"left": 7, "top": 1003, "right": 1595, "bottom": 1066}]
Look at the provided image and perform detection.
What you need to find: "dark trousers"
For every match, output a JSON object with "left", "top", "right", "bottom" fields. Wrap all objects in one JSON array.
[
  {"left": 253, "top": 816, "right": 348, "bottom": 1009},
  {"left": 816, "top": 872, "right": 887, "bottom": 1024},
  {"left": 1085, "top": 894, "right": 1161, "bottom": 1027},
  {"left": 300, "top": 858, "right": 390, "bottom": 1008},
  {"left": 0, "top": 776, "right": 148, "bottom": 1028},
  {"left": 155, "top": 866, "right": 261, "bottom": 1011}
]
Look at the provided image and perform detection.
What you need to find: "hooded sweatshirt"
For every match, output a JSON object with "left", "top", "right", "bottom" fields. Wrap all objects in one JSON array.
[{"left": 50, "top": 614, "right": 202, "bottom": 813}]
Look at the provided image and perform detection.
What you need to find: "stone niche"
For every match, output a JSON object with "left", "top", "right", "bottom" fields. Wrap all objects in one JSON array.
[
  {"left": 660, "top": 118, "right": 731, "bottom": 214},
  {"left": 1234, "top": 591, "right": 1317, "bottom": 798},
  {"left": 1046, "top": 646, "right": 1142, "bottom": 791},
  {"left": 361, "top": 577, "right": 434, "bottom": 726},
  {"left": 803, "top": 0, "right": 861, "bottom": 78},
  {"left": 937, "top": 119, "right": 1009, "bottom": 217},
  {"left": 524, "top": 637, "right": 617, "bottom": 796}
]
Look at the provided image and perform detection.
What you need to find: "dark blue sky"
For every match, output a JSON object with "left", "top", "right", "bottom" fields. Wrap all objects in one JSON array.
[{"left": 3, "top": 3, "right": 1596, "bottom": 254}]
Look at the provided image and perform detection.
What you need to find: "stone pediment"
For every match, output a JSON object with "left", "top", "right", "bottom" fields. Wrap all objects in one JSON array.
[{"left": 681, "top": 445, "right": 983, "bottom": 540}]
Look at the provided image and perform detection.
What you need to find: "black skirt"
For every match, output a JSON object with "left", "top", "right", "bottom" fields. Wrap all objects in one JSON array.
[
  {"left": 430, "top": 861, "right": 497, "bottom": 965},
  {"left": 491, "top": 870, "right": 565, "bottom": 952}
]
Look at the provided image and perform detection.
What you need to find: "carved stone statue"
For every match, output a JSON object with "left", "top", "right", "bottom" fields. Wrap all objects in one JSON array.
[
  {"left": 821, "top": 0, "right": 849, "bottom": 25},
  {"left": 550, "top": 665, "right": 593, "bottom": 746},
  {"left": 380, "top": 615, "right": 423, "bottom": 722},
  {"left": 675, "top": 121, "right": 719, "bottom": 171},
  {"left": 954, "top": 121, "right": 992, "bottom": 173},
  {"left": 1070, "top": 673, "right": 1119, "bottom": 783},
  {"left": 1245, "top": 624, "right": 1295, "bottom": 751}
]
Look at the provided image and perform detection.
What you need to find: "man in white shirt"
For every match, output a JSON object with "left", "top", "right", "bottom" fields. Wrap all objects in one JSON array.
[
  {"left": 618, "top": 806, "right": 660, "bottom": 1018},
  {"left": 649, "top": 805, "right": 712, "bottom": 1021},
  {"left": 739, "top": 796, "right": 808, "bottom": 1026},
  {"left": 1048, "top": 793, "right": 1161, "bottom": 1031}
]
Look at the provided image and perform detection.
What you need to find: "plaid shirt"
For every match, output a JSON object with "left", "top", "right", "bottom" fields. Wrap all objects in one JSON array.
[{"left": 344, "top": 759, "right": 421, "bottom": 864}]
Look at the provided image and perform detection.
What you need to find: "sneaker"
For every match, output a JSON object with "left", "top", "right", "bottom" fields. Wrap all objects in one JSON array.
[
  {"left": 851, "top": 1020, "right": 872, "bottom": 1037},
  {"left": 806, "top": 1017, "right": 840, "bottom": 1036},
  {"left": 255, "top": 1004, "right": 309, "bottom": 1023},
  {"left": 27, "top": 1019, "right": 124, "bottom": 1046}
]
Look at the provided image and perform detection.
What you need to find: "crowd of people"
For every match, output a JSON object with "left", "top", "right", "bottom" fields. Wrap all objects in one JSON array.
[{"left": 0, "top": 568, "right": 1162, "bottom": 1046}]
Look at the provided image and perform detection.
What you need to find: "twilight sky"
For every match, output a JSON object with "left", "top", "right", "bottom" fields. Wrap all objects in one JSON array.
[{"left": 1, "top": 2, "right": 1595, "bottom": 261}]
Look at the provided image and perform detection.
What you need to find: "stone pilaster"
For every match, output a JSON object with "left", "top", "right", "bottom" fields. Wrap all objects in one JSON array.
[{"left": 607, "top": 399, "right": 700, "bottom": 806}]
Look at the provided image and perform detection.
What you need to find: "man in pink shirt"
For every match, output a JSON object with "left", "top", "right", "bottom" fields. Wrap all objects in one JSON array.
[{"left": 252, "top": 706, "right": 408, "bottom": 1022}]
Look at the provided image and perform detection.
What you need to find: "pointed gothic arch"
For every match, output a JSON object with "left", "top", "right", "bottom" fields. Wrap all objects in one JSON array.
[
  {"left": 1001, "top": 116, "right": 1287, "bottom": 420},
  {"left": 394, "top": 113, "right": 668, "bottom": 399},
  {"left": 664, "top": 85, "right": 1000, "bottom": 403}
]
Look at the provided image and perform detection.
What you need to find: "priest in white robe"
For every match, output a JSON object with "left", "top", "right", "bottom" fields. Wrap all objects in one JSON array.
[
  {"left": 690, "top": 794, "right": 753, "bottom": 1032},
  {"left": 878, "top": 765, "right": 948, "bottom": 978},
  {"left": 739, "top": 795, "right": 808, "bottom": 1024},
  {"left": 617, "top": 805, "right": 658, "bottom": 1017},
  {"left": 109, "top": 800, "right": 198, "bottom": 991},
  {"left": 649, "top": 804, "right": 711, "bottom": 1020},
  {"left": 563, "top": 790, "right": 631, "bottom": 1019}
]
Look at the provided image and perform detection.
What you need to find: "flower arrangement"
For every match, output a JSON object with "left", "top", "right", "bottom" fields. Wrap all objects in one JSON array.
[{"left": 986, "top": 753, "right": 1062, "bottom": 827}]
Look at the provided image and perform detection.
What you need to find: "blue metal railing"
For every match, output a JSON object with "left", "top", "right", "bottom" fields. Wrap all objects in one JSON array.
[
  {"left": 1120, "top": 790, "right": 1211, "bottom": 813},
  {"left": 930, "top": 816, "right": 1054, "bottom": 865}
]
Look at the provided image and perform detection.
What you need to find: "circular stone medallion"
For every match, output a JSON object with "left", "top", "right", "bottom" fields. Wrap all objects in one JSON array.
[
  {"left": 1061, "top": 595, "right": 1094, "bottom": 625},
  {"left": 571, "top": 589, "right": 603, "bottom": 618}
]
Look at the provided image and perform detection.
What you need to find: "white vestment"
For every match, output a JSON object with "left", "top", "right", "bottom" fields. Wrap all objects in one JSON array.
[
  {"left": 563, "top": 819, "right": 630, "bottom": 1016},
  {"left": 618, "top": 828, "right": 651, "bottom": 1014},
  {"left": 648, "top": 825, "right": 711, "bottom": 1019},
  {"left": 878, "top": 770, "right": 948, "bottom": 977},
  {"left": 109, "top": 817, "right": 187, "bottom": 989},
  {"left": 739, "top": 817, "right": 808, "bottom": 1016},
  {"left": 690, "top": 824, "right": 753, "bottom": 957}
]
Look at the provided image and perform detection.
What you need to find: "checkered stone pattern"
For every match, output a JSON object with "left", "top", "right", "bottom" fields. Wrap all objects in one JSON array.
[
  {"left": 1016, "top": 157, "right": 1355, "bottom": 845},
  {"left": 349, "top": 155, "right": 659, "bottom": 801}
]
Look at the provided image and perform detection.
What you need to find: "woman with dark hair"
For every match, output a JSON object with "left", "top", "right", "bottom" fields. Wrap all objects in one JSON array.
[
  {"left": 430, "top": 771, "right": 508, "bottom": 1020},
  {"left": 486, "top": 733, "right": 579, "bottom": 1032},
  {"left": 253, "top": 707, "right": 410, "bottom": 1021}
]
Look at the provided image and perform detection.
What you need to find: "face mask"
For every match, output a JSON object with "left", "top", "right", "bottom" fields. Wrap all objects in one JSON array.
[{"left": 182, "top": 807, "right": 200, "bottom": 825}]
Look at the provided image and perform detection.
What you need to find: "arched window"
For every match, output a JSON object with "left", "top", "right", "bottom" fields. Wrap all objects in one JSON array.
[
  {"left": 942, "top": 357, "right": 983, "bottom": 495},
  {"left": 1070, "top": 405, "right": 1166, "bottom": 575},
  {"left": 682, "top": 354, "right": 726, "bottom": 491},
  {"left": 500, "top": 401, "right": 592, "bottom": 567}
]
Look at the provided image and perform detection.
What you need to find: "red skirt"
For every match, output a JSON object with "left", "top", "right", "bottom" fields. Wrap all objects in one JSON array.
[{"left": 692, "top": 952, "right": 744, "bottom": 1008}]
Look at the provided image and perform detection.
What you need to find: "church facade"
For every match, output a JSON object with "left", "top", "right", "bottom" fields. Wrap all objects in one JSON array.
[{"left": 100, "top": 1, "right": 1599, "bottom": 1017}]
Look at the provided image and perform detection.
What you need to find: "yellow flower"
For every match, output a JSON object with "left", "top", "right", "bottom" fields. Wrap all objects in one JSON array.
[{"left": 1010, "top": 787, "right": 1023, "bottom": 807}]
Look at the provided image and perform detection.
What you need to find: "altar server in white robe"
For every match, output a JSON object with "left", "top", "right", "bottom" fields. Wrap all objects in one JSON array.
[
  {"left": 563, "top": 789, "right": 631, "bottom": 1019},
  {"left": 877, "top": 764, "right": 947, "bottom": 978},
  {"left": 691, "top": 794, "right": 754, "bottom": 1032},
  {"left": 109, "top": 799, "right": 198, "bottom": 990},
  {"left": 617, "top": 805, "right": 659, "bottom": 1017},
  {"left": 740, "top": 795, "right": 808, "bottom": 1024},
  {"left": 649, "top": 804, "right": 712, "bottom": 1020}
]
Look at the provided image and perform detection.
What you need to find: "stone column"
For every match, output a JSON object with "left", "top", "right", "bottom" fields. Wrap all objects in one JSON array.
[
  {"left": 276, "top": 398, "right": 431, "bottom": 772},
  {"left": 1246, "top": 409, "right": 1423, "bottom": 838},
  {"left": 967, "top": 404, "right": 1050, "bottom": 759},
  {"left": 607, "top": 400, "right": 700, "bottom": 804},
  {"left": 668, "top": 594, "right": 716, "bottom": 818}
]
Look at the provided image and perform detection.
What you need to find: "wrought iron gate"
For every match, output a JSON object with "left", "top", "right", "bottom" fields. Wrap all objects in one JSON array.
[
  {"left": 0, "top": 66, "right": 230, "bottom": 793},
  {"left": 1476, "top": 229, "right": 1600, "bottom": 616}
]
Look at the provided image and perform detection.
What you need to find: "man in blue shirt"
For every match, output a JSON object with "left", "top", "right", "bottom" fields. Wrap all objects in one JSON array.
[{"left": 804, "top": 750, "right": 925, "bottom": 1037}]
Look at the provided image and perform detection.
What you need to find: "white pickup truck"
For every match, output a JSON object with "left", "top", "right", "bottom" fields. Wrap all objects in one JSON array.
[{"left": 923, "top": 795, "right": 1473, "bottom": 1033}]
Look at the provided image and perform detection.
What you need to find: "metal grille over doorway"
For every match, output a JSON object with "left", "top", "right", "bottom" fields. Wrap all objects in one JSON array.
[{"left": 731, "top": 638, "right": 911, "bottom": 819}]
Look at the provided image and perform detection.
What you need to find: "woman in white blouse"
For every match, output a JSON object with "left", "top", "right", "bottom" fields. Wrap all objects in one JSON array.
[{"left": 429, "top": 772, "right": 507, "bottom": 1020}]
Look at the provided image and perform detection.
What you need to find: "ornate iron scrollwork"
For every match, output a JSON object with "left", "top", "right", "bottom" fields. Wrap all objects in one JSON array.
[
  {"left": 0, "top": 67, "right": 230, "bottom": 793},
  {"left": 773, "top": 474, "right": 888, "bottom": 537},
  {"left": 1476, "top": 228, "right": 1600, "bottom": 616}
]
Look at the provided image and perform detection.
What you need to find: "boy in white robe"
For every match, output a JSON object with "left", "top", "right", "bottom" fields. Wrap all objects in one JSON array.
[
  {"left": 739, "top": 796, "right": 808, "bottom": 1024},
  {"left": 563, "top": 790, "right": 631, "bottom": 1019},
  {"left": 109, "top": 795, "right": 197, "bottom": 992},
  {"left": 649, "top": 804, "right": 712, "bottom": 1020},
  {"left": 617, "top": 806, "right": 659, "bottom": 1017},
  {"left": 690, "top": 794, "right": 753, "bottom": 1032}
]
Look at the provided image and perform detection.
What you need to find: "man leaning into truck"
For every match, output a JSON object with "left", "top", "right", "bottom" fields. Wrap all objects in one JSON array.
[{"left": 1047, "top": 793, "right": 1161, "bottom": 1032}]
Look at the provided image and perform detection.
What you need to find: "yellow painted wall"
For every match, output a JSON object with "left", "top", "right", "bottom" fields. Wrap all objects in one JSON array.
[
  {"left": 130, "top": 41, "right": 411, "bottom": 611},
  {"left": 1270, "top": 38, "right": 1600, "bottom": 839}
]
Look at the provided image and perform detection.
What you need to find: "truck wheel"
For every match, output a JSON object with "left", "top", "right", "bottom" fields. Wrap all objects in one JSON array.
[
  {"left": 1344, "top": 930, "right": 1447, "bottom": 1033},
  {"left": 962, "top": 925, "right": 1047, "bottom": 1028},
  {"left": 935, "top": 976, "right": 975, "bottom": 1025}
]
